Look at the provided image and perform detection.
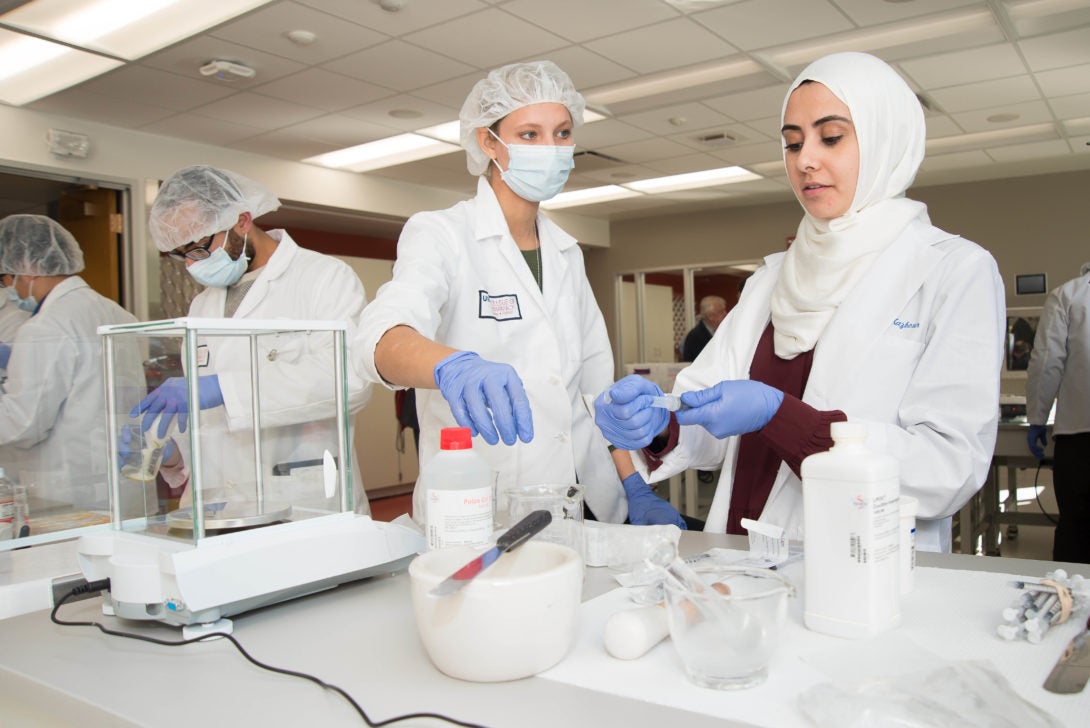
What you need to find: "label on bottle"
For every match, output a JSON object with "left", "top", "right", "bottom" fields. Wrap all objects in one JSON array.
[
  {"left": 426, "top": 486, "right": 493, "bottom": 550},
  {"left": 0, "top": 495, "right": 13, "bottom": 540},
  {"left": 846, "top": 490, "right": 899, "bottom": 564}
]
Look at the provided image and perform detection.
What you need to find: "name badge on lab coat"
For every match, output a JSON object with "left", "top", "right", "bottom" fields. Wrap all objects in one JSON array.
[{"left": 478, "top": 290, "right": 522, "bottom": 321}]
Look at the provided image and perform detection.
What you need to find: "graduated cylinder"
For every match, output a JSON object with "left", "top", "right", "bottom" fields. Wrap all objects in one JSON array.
[{"left": 801, "top": 421, "right": 900, "bottom": 638}]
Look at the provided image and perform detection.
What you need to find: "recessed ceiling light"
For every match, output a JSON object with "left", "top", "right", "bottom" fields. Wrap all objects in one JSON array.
[
  {"left": 986, "top": 112, "right": 1020, "bottom": 123},
  {"left": 285, "top": 29, "right": 317, "bottom": 46},
  {"left": 303, "top": 133, "right": 459, "bottom": 173},
  {"left": 625, "top": 166, "right": 760, "bottom": 193},
  {"left": 541, "top": 185, "right": 643, "bottom": 210}
]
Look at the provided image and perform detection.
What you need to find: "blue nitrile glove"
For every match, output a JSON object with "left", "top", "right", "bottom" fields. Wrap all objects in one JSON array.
[
  {"left": 131, "top": 375, "right": 224, "bottom": 437},
  {"left": 0, "top": 342, "right": 10, "bottom": 369},
  {"left": 119, "top": 424, "right": 177, "bottom": 467},
  {"left": 622, "top": 472, "right": 687, "bottom": 529},
  {"left": 594, "top": 375, "right": 669, "bottom": 451},
  {"left": 675, "top": 380, "right": 784, "bottom": 439},
  {"left": 1027, "top": 425, "right": 1048, "bottom": 461},
  {"left": 434, "top": 351, "right": 533, "bottom": 446}
]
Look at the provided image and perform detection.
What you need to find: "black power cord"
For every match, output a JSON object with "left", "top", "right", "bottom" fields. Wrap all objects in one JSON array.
[
  {"left": 51, "top": 581, "right": 490, "bottom": 728},
  {"left": 1034, "top": 459, "right": 1059, "bottom": 526}
]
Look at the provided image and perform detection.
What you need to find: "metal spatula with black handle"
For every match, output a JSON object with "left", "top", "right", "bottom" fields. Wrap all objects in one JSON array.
[
  {"left": 429, "top": 509, "right": 552, "bottom": 597},
  {"left": 1043, "top": 615, "right": 1090, "bottom": 694}
]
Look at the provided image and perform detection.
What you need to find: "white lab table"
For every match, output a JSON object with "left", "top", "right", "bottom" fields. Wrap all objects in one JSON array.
[{"left": 0, "top": 533, "right": 1084, "bottom": 728}]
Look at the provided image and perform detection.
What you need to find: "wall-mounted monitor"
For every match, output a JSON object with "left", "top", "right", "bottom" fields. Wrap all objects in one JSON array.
[{"left": 1016, "top": 273, "right": 1047, "bottom": 295}]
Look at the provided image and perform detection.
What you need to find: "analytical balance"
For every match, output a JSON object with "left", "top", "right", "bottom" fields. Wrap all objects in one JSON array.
[{"left": 79, "top": 318, "right": 423, "bottom": 636}]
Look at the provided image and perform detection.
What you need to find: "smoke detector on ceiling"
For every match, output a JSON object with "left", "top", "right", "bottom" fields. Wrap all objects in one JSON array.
[{"left": 199, "top": 59, "right": 256, "bottom": 81}]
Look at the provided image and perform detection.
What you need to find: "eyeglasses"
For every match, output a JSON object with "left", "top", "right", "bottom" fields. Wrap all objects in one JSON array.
[{"left": 167, "top": 234, "right": 216, "bottom": 262}]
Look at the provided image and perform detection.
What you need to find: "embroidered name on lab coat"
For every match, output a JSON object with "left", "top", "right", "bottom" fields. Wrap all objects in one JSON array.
[
  {"left": 892, "top": 318, "right": 920, "bottom": 330},
  {"left": 478, "top": 290, "right": 522, "bottom": 321}
]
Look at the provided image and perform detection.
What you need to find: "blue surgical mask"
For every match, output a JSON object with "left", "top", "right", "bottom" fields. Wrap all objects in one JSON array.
[
  {"left": 186, "top": 245, "right": 248, "bottom": 288},
  {"left": 489, "top": 129, "right": 575, "bottom": 202},
  {"left": 8, "top": 276, "right": 38, "bottom": 313}
]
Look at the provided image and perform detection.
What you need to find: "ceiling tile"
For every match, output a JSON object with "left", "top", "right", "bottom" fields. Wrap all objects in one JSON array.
[
  {"left": 140, "top": 113, "right": 266, "bottom": 146},
  {"left": 231, "top": 129, "right": 342, "bottom": 160},
  {"left": 28, "top": 89, "right": 178, "bottom": 128},
  {"left": 139, "top": 36, "right": 305, "bottom": 89},
  {"left": 897, "top": 44, "right": 1027, "bottom": 89},
  {"left": 1067, "top": 135, "right": 1090, "bottom": 152},
  {"left": 365, "top": 153, "right": 477, "bottom": 196},
  {"left": 929, "top": 75, "right": 1041, "bottom": 114},
  {"left": 251, "top": 68, "right": 394, "bottom": 111},
  {"left": 828, "top": 0, "right": 980, "bottom": 25},
  {"left": 573, "top": 119, "right": 653, "bottom": 151},
  {"left": 595, "top": 137, "right": 697, "bottom": 164},
  {"left": 1035, "top": 63, "right": 1090, "bottom": 98},
  {"left": 322, "top": 40, "right": 474, "bottom": 91},
  {"left": 294, "top": 0, "right": 486, "bottom": 36},
  {"left": 1020, "top": 27, "right": 1090, "bottom": 72},
  {"left": 1051, "top": 92, "right": 1090, "bottom": 120},
  {"left": 640, "top": 152, "right": 728, "bottom": 175},
  {"left": 694, "top": 0, "right": 853, "bottom": 51},
  {"left": 702, "top": 84, "right": 788, "bottom": 122},
  {"left": 584, "top": 18, "right": 737, "bottom": 74},
  {"left": 619, "top": 101, "right": 733, "bottom": 136},
  {"left": 576, "top": 163, "right": 661, "bottom": 186},
  {"left": 536, "top": 46, "right": 638, "bottom": 91},
  {"left": 410, "top": 71, "right": 485, "bottom": 108},
  {"left": 340, "top": 94, "right": 461, "bottom": 131},
  {"left": 210, "top": 1, "right": 388, "bottom": 64},
  {"left": 985, "top": 139, "right": 1072, "bottom": 163},
  {"left": 402, "top": 9, "right": 568, "bottom": 70},
  {"left": 950, "top": 100, "right": 1055, "bottom": 133},
  {"left": 190, "top": 91, "right": 325, "bottom": 130},
  {"left": 924, "top": 115, "right": 965, "bottom": 139},
  {"left": 502, "top": 0, "right": 680, "bottom": 43},
  {"left": 70, "top": 65, "right": 235, "bottom": 112},
  {"left": 711, "top": 140, "right": 783, "bottom": 166},
  {"left": 668, "top": 122, "right": 772, "bottom": 154},
  {"left": 276, "top": 114, "right": 403, "bottom": 147},
  {"left": 916, "top": 149, "right": 993, "bottom": 173}
]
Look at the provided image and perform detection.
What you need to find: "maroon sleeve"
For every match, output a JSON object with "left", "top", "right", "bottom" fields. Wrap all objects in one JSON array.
[
  {"left": 642, "top": 415, "right": 680, "bottom": 473},
  {"left": 759, "top": 393, "right": 846, "bottom": 477}
]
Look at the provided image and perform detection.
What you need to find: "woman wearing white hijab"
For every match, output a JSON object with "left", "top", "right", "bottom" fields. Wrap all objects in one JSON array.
[{"left": 595, "top": 52, "right": 1004, "bottom": 552}]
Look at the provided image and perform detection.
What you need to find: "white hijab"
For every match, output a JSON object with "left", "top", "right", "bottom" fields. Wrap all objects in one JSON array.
[{"left": 770, "top": 52, "right": 930, "bottom": 359}]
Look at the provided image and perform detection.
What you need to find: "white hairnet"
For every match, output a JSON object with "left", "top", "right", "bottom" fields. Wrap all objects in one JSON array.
[
  {"left": 0, "top": 214, "right": 84, "bottom": 276},
  {"left": 148, "top": 165, "right": 280, "bottom": 252},
  {"left": 459, "top": 60, "right": 586, "bottom": 176}
]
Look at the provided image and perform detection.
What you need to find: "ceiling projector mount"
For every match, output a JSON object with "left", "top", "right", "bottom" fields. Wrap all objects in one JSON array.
[{"left": 199, "top": 59, "right": 256, "bottom": 81}]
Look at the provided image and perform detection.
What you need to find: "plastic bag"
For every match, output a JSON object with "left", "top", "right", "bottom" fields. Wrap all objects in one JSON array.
[{"left": 798, "top": 660, "right": 1062, "bottom": 728}]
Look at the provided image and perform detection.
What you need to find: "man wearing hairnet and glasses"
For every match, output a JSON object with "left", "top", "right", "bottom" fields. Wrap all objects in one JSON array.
[
  {"left": 134, "top": 165, "right": 372, "bottom": 513},
  {"left": 0, "top": 214, "right": 137, "bottom": 521}
]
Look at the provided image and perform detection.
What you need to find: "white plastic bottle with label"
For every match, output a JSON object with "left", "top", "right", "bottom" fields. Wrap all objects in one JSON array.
[
  {"left": 422, "top": 427, "right": 495, "bottom": 550},
  {"left": 802, "top": 421, "right": 901, "bottom": 638}
]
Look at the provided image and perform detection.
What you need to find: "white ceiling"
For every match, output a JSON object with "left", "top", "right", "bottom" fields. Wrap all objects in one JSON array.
[{"left": 6, "top": 0, "right": 1090, "bottom": 224}]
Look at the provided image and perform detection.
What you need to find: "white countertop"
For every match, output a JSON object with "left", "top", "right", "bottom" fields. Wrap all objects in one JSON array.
[{"left": 0, "top": 533, "right": 1084, "bottom": 728}]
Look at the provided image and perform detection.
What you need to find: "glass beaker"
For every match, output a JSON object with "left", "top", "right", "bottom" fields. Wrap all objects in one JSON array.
[
  {"left": 121, "top": 417, "right": 172, "bottom": 482},
  {"left": 664, "top": 563, "right": 794, "bottom": 690},
  {"left": 505, "top": 483, "right": 584, "bottom": 557}
]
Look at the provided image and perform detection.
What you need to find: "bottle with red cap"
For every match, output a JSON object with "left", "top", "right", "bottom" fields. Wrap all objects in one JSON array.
[{"left": 422, "top": 427, "right": 495, "bottom": 550}]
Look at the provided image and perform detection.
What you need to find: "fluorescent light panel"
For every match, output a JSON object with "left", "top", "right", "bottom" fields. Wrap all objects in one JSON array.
[
  {"left": 926, "top": 123, "right": 1056, "bottom": 154},
  {"left": 583, "top": 57, "right": 763, "bottom": 107},
  {"left": 541, "top": 185, "right": 643, "bottom": 210},
  {"left": 0, "top": 28, "right": 121, "bottom": 104},
  {"left": 304, "top": 134, "right": 460, "bottom": 173},
  {"left": 625, "top": 166, "right": 761, "bottom": 193},
  {"left": 0, "top": 0, "right": 274, "bottom": 60}
]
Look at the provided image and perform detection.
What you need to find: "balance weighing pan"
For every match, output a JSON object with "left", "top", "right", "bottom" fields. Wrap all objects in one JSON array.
[{"left": 166, "top": 500, "right": 292, "bottom": 531}]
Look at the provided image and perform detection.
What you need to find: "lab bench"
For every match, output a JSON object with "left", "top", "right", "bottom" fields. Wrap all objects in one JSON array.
[
  {"left": 1, "top": 532, "right": 1085, "bottom": 728},
  {"left": 957, "top": 419, "right": 1058, "bottom": 555}
]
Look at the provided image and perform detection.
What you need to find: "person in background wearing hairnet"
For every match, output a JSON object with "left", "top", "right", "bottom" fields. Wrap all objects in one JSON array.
[
  {"left": 356, "top": 60, "right": 664, "bottom": 527},
  {"left": 1025, "top": 262, "right": 1090, "bottom": 564},
  {"left": 0, "top": 214, "right": 137, "bottom": 515},
  {"left": 595, "top": 52, "right": 1004, "bottom": 553},
  {"left": 134, "top": 166, "right": 371, "bottom": 513}
]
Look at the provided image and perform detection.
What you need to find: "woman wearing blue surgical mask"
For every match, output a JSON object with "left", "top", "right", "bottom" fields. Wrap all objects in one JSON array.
[{"left": 356, "top": 60, "right": 639, "bottom": 527}]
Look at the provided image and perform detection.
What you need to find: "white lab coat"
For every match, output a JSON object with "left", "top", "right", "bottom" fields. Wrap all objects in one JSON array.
[
  {"left": 356, "top": 177, "right": 625, "bottom": 523},
  {"left": 0, "top": 277, "right": 138, "bottom": 510},
  {"left": 0, "top": 296, "right": 28, "bottom": 343},
  {"left": 1026, "top": 272, "right": 1090, "bottom": 434},
  {"left": 175, "top": 231, "right": 371, "bottom": 512},
  {"left": 636, "top": 219, "right": 1004, "bottom": 552}
]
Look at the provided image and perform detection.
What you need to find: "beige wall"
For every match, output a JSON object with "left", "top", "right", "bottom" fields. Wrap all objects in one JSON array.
[{"left": 586, "top": 168, "right": 1090, "bottom": 374}]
